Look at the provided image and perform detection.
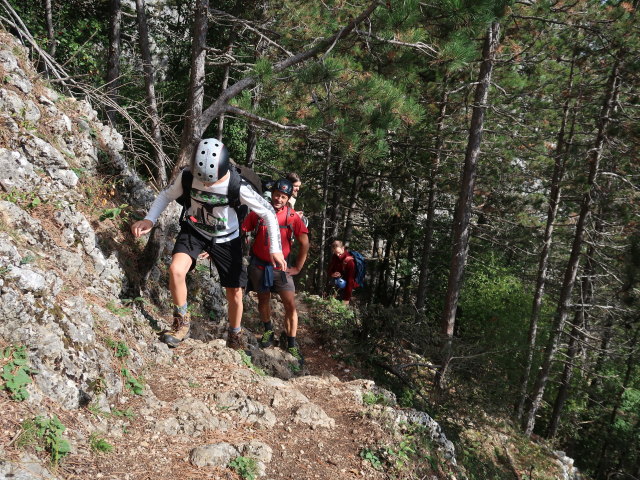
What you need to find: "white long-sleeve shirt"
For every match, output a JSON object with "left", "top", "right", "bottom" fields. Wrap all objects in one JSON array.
[{"left": 145, "top": 170, "right": 282, "bottom": 254}]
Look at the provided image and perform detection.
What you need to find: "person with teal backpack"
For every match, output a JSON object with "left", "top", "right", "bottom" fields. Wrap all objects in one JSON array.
[{"left": 328, "top": 240, "right": 365, "bottom": 305}]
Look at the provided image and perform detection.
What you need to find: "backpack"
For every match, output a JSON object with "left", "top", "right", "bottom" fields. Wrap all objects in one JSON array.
[
  {"left": 349, "top": 250, "right": 366, "bottom": 287},
  {"left": 254, "top": 205, "right": 295, "bottom": 243},
  {"left": 176, "top": 164, "right": 262, "bottom": 225}
]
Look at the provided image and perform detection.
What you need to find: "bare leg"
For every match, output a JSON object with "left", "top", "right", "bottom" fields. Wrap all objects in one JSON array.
[
  {"left": 226, "top": 287, "right": 243, "bottom": 329},
  {"left": 257, "top": 291, "right": 272, "bottom": 324},
  {"left": 279, "top": 290, "right": 297, "bottom": 338},
  {"left": 169, "top": 253, "right": 192, "bottom": 306}
]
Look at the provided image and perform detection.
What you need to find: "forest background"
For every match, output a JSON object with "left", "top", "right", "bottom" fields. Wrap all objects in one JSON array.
[{"left": 2, "top": 0, "right": 639, "bottom": 478}]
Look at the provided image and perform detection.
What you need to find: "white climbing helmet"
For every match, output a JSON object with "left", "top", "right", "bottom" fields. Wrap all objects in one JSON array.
[{"left": 192, "top": 138, "right": 230, "bottom": 182}]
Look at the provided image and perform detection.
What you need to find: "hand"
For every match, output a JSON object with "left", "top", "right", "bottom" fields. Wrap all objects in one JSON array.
[
  {"left": 198, "top": 251, "right": 210, "bottom": 259},
  {"left": 331, "top": 272, "right": 341, "bottom": 278},
  {"left": 287, "top": 266, "right": 301, "bottom": 276},
  {"left": 131, "top": 219, "right": 154, "bottom": 238},
  {"left": 271, "top": 252, "right": 287, "bottom": 270}
]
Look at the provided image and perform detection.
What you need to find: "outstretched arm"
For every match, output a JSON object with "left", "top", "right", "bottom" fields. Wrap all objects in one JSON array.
[
  {"left": 131, "top": 170, "right": 185, "bottom": 237},
  {"left": 239, "top": 184, "right": 283, "bottom": 255},
  {"left": 131, "top": 219, "right": 154, "bottom": 237}
]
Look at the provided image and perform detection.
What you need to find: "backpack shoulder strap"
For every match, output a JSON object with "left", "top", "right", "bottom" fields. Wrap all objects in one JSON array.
[
  {"left": 228, "top": 167, "right": 242, "bottom": 209},
  {"left": 178, "top": 168, "right": 193, "bottom": 222},
  {"left": 181, "top": 168, "right": 193, "bottom": 195},
  {"left": 285, "top": 206, "right": 294, "bottom": 241}
]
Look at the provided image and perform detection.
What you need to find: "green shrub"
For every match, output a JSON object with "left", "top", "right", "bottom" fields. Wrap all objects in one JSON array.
[
  {"left": 121, "top": 368, "right": 144, "bottom": 395},
  {"left": 18, "top": 416, "right": 71, "bottom": 465},
  {"left": 90, "top": 433, "right": 113, "bottom": 454},
  {"left": 228, "top": 456, "right": 258, "bottom": 480},
  {"left": 360, "top": 447, "right": 383, "bottom": 470},
  {"left": 1, "top": 345, "right": 36, "bottom": 401}
]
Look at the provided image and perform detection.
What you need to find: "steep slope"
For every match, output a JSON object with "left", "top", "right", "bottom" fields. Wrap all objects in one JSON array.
[{"left": 0, "top": 31, "right": 464, "bottom": 480}]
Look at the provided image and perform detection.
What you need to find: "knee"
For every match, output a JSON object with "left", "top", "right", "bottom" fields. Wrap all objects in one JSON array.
[
  {"left": 169, "top": 262, "right": 188, "bottom": 282},
  {"left": 282, "top": 297, "right": 297, "bottom": 313},
  {"left": 226, "top": 287, "right": 243, "bottom": 305}
]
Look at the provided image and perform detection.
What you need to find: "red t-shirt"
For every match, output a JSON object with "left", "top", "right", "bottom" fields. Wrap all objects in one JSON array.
[{"left": 242, "top": 206, "right": 308, "bottom": 263}]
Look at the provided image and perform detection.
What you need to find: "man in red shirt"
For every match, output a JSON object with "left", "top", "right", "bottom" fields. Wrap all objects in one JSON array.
[
  {"left": 242, "top": 178, "right": 309, "bottom": 367},
  {"left": 328, "top": 240, "right": 357, "bottom": 305}
]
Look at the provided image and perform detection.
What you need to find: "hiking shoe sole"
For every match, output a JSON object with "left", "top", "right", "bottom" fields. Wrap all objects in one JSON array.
[{"left": 161, "top": 331, "right": 188, "bottom": 348}]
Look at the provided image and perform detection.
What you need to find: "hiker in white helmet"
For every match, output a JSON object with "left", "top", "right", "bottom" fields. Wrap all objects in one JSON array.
[{"left": 131, "top": 138, "right": 286, "bottom": 350}]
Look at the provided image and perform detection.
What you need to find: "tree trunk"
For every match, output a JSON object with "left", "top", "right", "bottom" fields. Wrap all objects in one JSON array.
[
  {"left": 416, "top": 81, "right": 448, "bottom": 310},
  {"left": 328, "top": 156, "right": 344, "bottom": 242},
  {"left": 595, "top": 327, "right": 639, "bottom": 478},
  {"left": 376, "top": 234, "right": 393, "bottom": 306},
  {"left": 105, "top": 0, "right": 122, "bottom": 126},
  {"left": 547, "top": 212, "right": 600, "bottom": 439},
  {"left": 343, "top": 174, "right": 362, "bottom": 244},
  {"left": 514, "top": 54, "right": 579, "bottom": 421},
  {"left": 436, "top": 22, "right": 501, "bottom": 391},
  {"left": 391, "top": 189, "right": 406, "bottom": 305},
  {"left": 586, "top": 314, "right": 614, "bottom": 409},
  {"left": 175, "top": 0, "right": 209, "bottom": 173},
  {"left": 244, "top": 86, "right": 261, "bottom": 168},
  {"left": 524, "top": 59, "right": 621, "bottom": 436},
  {"left": 44, "top": 0, "right": 55, "bottom": 57},
  {"left": 402, "top": 181, "right": 421, "bottom": 305},
  {"left": 316, "top": 142, "right": 332, "bottom": 294},
  {"left": 135, "top": 0, "right": 167, "bottom": 187},
  {"left": 217, "top": 38, "right": 235, "bottom": 140}
]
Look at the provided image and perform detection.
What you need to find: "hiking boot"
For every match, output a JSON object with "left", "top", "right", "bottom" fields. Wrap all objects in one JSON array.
[
  {"left": 226, "top": 330, "right": 246, "bottom": 351},
  {"left": 259, "top": 330, "right": 275, "bottom": 348},
  {"left": 161, "top": 312, "right": 190, "bottom": 348},
  {"left": 287, "top": 345, "right": 305, "bottom": 369}
]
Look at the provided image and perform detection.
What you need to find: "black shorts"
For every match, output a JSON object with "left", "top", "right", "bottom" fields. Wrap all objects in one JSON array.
[{"left": 172, "top": 224, "right": 247, "bottom": 288}]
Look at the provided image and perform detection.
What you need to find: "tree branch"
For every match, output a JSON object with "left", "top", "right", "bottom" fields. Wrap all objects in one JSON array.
[
  {"left": 197, "top": 0, "right": 382, "bottom": 136},
  {"left": 353, "top": 28, "right": 438, "bottom": 56},
  {"left": 225, "top": 105, "right": 308, "bottom": 132},
  {"left": 209, "top": 8, "right": 294, "bottom": 56}
]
